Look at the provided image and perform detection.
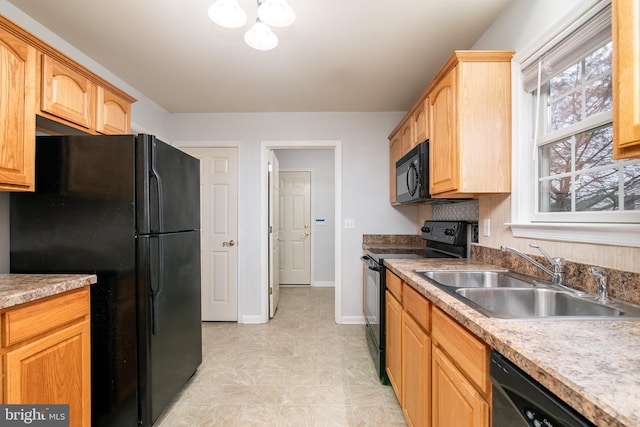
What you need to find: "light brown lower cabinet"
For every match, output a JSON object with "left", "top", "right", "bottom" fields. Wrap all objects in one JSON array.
[
  {"left": 432, "top": 306, "right": 490, "bottom": 427},
  {"left": 386, "top": 290, "right": 403, "bottom": 397},
  {"left": 1, "top": 287, "right": 91, "bottom": 427},
  {"left": 385, "top": 270, "right": 491, "bottom": 427},
  {"left": 402, "top": 308, "right": 431, "bottom": 427},
  {"left": 432, "top": 346, "right": 488, "bottom": 426}
]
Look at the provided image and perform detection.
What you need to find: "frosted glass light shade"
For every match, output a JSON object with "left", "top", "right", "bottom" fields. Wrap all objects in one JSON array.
[
  {"left": 244, "top": 21, "right": 279, "bottom": 50},
  {"left": 257, "top": 0, "right": 296, "bottom": 27},
  {"left": 208, "top": 0, "right": 247, "bottom": 29}
]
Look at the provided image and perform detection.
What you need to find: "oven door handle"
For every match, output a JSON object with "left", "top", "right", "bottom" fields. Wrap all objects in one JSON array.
[{"left": 360, "top": 255, "right": 381, "bottom": 271}]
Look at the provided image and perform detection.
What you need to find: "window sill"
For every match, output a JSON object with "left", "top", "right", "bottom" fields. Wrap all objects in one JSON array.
[{"left": 506, "top": 222, "right": 640, "bottom": 247}]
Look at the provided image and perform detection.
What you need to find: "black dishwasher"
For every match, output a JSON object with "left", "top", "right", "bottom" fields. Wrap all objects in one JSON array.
[{"left": 490, "top": 351, "right": 595, "bottom": 427}]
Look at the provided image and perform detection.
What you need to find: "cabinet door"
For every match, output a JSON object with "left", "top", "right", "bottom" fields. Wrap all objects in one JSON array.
[
  {"left": 385, "top": 290, "right": 403, "bottom": 399},
  {"left": 389, "top": 132, "right": 402, "bottom": 204},
  {"left": 41, "top": 55, "right": 96, "bottom": 130},
  {"left": 401, "top": 120, "right": 413, "bottom": 155},
  {"left": 429, "top": 67, "right": 458, "bottom": 195},
  {"left": 432, "top": 347, "right": 488, "bottom": 427},
  {"left": 613, "top": 0, "right": 640, "bottom": 159},
  {"left": 0, "top": 27, "right": 36, "bottom": 191},
  {"left": 413, "top": 99, "right": 428, "bottom": 145},
  {"left": 5, "top": 320, "right": 91, "bottom": 427},
  {"left": 97, "top": 86, "right": 131, "bottom": 134},
  {"left": 402, "top": 311, "right": 430, "bottom": 427}
]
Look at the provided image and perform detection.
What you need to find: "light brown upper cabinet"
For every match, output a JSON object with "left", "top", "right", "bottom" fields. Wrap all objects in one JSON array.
[
  {"left": 413, "top": 98, "right": 429, "bottom": 146},
  {"left": 389, "top": 129, "right": 403, "bottom": 205},
  {"left": 40, "top": 55, "right": 96, "bottom": 130},
  {"left": 0, "top": 15, "right": 136, "bottom": 192},
  {"left": 0, "top": 26, "right": 37, "bottom": 191},
  {"left": 612, "top": 0, "right": 640, "bottom": 159},
  {"left": 428, "top": 51, "right": 513, "bottom": 198},
  {"left": 97, "top": 87, "right": 131, "bottom": 134},
  {"left": 400, "top": 119, "right": 413, "bottom": 156}
]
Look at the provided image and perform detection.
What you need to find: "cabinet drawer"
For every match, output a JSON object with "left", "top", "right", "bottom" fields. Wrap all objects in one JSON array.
[
  {"left": 403, "top": 283, "right": 430, "bottom": 332},
  {"left": 2, "top": 287, "right": 90, "bottom": 347},
  {"left": 432, "top": 306, "right": 489, "bottom": 396},
  {"left": 386, "top": 270, "right": 403, "bottom": 301}
]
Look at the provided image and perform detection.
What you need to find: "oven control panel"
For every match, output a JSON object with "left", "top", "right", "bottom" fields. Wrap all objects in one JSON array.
[{"left": 421, "top": 221, "right": 470, "bottom": 246}]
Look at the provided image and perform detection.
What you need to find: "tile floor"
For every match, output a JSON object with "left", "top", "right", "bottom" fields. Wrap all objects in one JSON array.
[{"left": 155, "top": 286, "right": 406, "bottom": 426}]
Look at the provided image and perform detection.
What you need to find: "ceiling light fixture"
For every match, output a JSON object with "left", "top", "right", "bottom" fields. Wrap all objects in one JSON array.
[
  {"left": 208, "top": 0, "right": 295, "bottom": 50},
  {"left": 207, "top": 0, "right": 247, "bottom": 29},
  {"left": 244, "top": 20, "right": 279, "bottom": 51}
]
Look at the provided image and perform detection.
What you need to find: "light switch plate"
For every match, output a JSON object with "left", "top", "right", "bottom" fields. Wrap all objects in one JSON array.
[
  {"left": 483, "top": 218, "right": 491, "bottom": 237},
  {"left": 344, "top": 219, "right": 355, "bottom": 229}
]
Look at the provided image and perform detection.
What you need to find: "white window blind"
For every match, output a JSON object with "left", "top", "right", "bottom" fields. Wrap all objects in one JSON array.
[{"left": 521, "top": 3, "right": 611, "bottom": 93}]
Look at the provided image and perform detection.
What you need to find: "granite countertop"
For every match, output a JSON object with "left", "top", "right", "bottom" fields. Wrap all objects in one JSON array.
[
  {"left": 0, "top": 274, "right": 97, "bottom": 310},
  {"left": 384, "top": 258, "right": 640, "bottom": 427}
]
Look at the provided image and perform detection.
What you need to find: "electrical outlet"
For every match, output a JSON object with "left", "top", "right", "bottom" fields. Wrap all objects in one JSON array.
[
  {"left": 483, "top": 218, "right": 491, "bottom": 237},
  {"left": 344, "top": 219, "right": 355, "bottom": 229}
]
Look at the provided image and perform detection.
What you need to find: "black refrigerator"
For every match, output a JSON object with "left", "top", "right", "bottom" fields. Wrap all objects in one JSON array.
[{"left": 10, "top": 134, "right": 202, "bottom": 427}]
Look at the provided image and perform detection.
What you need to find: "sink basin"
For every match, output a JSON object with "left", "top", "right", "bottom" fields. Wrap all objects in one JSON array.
[
  {"left": 415, "top": 269, "right": 640, "bottom": 320},
  {"left": 455, "top": 288, "right": 626, "bottom": 319},
  {"left": 419, "top": 270, "right": 534, "bottom": 289}
]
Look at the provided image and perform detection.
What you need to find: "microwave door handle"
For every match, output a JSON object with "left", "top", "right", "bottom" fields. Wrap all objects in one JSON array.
[{"left": 408, "top": 163, "right": 418, "bottom": 196}]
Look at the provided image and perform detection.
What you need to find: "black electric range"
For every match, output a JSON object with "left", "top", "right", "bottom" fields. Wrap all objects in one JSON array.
[{"left": 361, "top": 221, "right": 476, "bottom": 383}]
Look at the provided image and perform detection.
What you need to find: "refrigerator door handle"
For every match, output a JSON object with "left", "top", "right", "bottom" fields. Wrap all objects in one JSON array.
[
  {"left": 149, "top": 236, "right": 164, "bottom": 334},
  {"left": 150, "top": 140, "right": 165, "bottom": 233}
]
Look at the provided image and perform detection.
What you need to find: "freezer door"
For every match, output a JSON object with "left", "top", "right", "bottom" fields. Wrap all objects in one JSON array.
[
  {"left": 137, "top": 231, "right": 202, "bottom": 426},
  {"left": 136, "top": 134, "right": 200, "bottom": 234}
]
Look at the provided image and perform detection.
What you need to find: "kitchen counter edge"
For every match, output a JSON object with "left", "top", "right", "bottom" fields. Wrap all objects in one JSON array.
[
  {"left": 384, "top": 258, "right": 640, "bottom": 427},
  {"left": 0, "top": 274, "right": 98, "bottom": 310}
]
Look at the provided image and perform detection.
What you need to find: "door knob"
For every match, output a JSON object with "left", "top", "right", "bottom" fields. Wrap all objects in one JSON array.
[
  {"left": 223, "top": 240, "right": 236, "bottom": 247},
  {"left": 302, "top": 232, "right": 309, "bottom": 238}
]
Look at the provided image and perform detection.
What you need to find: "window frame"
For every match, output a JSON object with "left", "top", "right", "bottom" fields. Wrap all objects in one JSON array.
[{"left": 507, "top": 0, "right": 640, "bottom": 247}]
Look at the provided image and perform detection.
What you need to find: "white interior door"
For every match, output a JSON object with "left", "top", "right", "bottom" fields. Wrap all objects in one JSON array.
[
  {"left": 182, "top": 147, "right": 238, "bottom": 321},
  {"left": 279, "top": 171, "right": 311, "bottom": 285},
  {"left": 268, "top": 151, "right": 280, "bottom": 317}
]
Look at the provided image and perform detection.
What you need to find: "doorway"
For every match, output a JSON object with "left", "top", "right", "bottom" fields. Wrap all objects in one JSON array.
[{"left": 261, "top": 141, "right": 342, "bottom": 323}]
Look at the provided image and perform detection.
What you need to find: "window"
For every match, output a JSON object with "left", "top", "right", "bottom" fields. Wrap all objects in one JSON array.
[
  {"left": 509, "top": 0, "right": 640, "bottom": 246},
  {"left": 534, "top": 42, "right": 640, "bottom": 222}
]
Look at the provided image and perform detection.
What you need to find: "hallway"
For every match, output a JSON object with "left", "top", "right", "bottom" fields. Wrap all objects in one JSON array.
[{"left": 155, "top": 287, "right": 406, "bottom": 426}]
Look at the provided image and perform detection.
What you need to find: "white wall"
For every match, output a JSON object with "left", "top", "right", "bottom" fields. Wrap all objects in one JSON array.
[
  {"left": 275, "top": 149, "right": 336, "bottom": 285},
  {"left": 168, "top": 113, "right": 418, "bottom": 322},
  {"left": 472, "top": 0, "right": 583, "bottom": 51}
]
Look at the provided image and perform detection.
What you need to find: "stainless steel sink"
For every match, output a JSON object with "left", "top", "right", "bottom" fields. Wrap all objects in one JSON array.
[
  {"left": 419, "top": 270, "right": 534, "bottom": 289},
  {"left": 415, "top": 269, "right": 640, "bottom": 320},
  {"left": 456, "top": 288, "right": 626, "bottom": 319}
]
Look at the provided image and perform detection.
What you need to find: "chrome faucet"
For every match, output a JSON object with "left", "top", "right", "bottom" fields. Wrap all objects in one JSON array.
[
  {"left": 500, "top": 244, "right": 566, "bottom": 286},
  {"left": 588, "top": 266, "right": 610, "bottom": 303}
]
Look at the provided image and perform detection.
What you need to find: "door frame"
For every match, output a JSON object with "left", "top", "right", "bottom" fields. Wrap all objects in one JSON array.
[{"left": 260, "top": 140, "right": 342, "bottom": 323}]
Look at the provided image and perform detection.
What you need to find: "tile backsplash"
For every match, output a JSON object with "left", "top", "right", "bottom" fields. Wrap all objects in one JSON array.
[{"left": 432, "top": 200, "right": 479, "bottom": 222}]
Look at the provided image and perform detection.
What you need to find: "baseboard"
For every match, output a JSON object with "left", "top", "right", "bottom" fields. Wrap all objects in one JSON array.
[
  {"left": 339, "top": 315, "right": 366, "bottom": 325},
  {"left": 240, "top": 315, "right": 264, "bottom": 324},
  {"left": 311, "top": 281, "right": 335, "bottom": 287}
]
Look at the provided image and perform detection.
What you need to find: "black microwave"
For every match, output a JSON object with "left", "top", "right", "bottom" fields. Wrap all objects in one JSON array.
[{"left": 395, "top": 140, "right": 430, "bottom": 203}]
